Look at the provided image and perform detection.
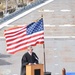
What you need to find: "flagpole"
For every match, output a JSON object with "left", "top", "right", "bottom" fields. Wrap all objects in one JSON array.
[
  {"left": 41, "top": 14, "right": 46, "bottom": 72},
  {"left": 43, "top": 43, "right": 46, "bottom": 72}
]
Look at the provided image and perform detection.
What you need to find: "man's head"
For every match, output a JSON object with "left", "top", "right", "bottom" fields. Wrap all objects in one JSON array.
[{"left": 28, "top": 46, "right": 33, "bottom": 53}]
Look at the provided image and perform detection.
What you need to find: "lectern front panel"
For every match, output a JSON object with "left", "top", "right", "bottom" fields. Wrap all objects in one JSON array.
[{"left": 26, "top": 64, "right": 44, "bottom": 75}]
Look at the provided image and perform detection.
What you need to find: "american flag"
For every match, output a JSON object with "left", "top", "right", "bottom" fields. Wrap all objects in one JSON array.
[{"left": 4, "top": 18, "right": 44, "bottom": 54}]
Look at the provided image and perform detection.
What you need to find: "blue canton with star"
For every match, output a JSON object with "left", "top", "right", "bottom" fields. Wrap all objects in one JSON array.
[{"left": 26, "top": 18, "right": 44, "bottom": 35}]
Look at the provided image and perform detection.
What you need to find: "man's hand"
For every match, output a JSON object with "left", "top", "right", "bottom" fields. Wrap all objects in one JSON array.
[
  {"left": 28, "top": 63, "right": 32, "bottom": 65},
  {"left": 34, "top": 63, "right": 36, "bottom": 65},
  {"left": 28, "top": 63, "right": 37, "bottom": 65}
]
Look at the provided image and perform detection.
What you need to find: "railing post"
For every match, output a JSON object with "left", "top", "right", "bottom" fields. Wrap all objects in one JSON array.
[{"left": 62, "top": 68, "right": 66, "bottom": 75}]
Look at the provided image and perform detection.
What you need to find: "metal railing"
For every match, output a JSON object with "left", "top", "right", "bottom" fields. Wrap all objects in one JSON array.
[{"left": 0, "top": 0, "right": 47, "bottom": 24}]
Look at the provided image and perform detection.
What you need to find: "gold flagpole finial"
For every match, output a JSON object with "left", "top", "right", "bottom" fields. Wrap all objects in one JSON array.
[{"left": 41, "top": 14, "right": 43, "bottom": 18}]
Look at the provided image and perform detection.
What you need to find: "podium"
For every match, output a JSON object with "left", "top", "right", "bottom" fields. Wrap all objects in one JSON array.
[{"left": 26, "top": 64, "right": 44, "bottom": 75}]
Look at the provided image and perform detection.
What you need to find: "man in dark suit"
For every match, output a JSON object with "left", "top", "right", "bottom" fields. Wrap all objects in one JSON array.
[{"left": 21, "top": 46, "right": 39, "bottom": 75}]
